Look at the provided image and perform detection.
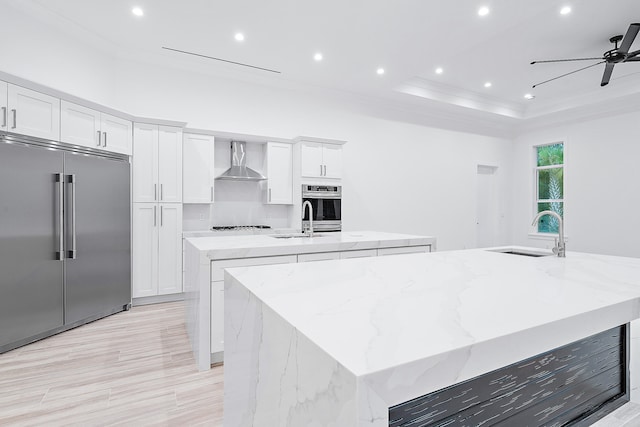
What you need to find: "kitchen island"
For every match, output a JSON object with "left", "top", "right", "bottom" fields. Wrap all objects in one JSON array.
[
  {"left": 183, "top": 231, "right": 436, "bottom": 370},
  {"left": 224, "top": 247, "right": 640, "bottom": 426}
]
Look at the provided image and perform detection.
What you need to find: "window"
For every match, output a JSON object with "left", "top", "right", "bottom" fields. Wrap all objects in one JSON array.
[{"left": 535, "top": 143, "right": 563, "bottom": 233}]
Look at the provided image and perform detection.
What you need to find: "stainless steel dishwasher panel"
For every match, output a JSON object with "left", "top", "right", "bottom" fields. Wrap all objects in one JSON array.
[
  {"left": 0, "top": 142, "right": 64, "bottom": 352},
  {"left": 63, "top": 152, "right": 131, "bottom": 325}
]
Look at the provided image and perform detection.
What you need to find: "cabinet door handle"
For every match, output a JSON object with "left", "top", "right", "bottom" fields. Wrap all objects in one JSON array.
[
  {"left": 160, "top": 184, "right": 163, "bottom": 200},
  {"left": 97, "top": 130, "right": 101, "bottom": 147},
  {"left": 269, "top": 188, "right": 272, "bottom": 202},
  {"left": 323, "top": 165, "right": 327, "bottom": 176},
  {"left": 56, "top": 173, "right": 64, "bottom": 260},
  {"left": 11, "top": 109, "right": 16, "bottom": 129},
  {"left": 103, "top": 131, "right": 107, "bottom": 147},
  {"left": 1, "top": 107, "right": 6, "bottom": 128},
  {"left": 154, "top": 206, "right": 157, "bottom": 227},
  {"left": 211, "top": 186, "right": 214, "bottom": 202},
  {"left": 67, "top": 174, "right": 77, "bottom": 259},
  {"left": 160, "top": 205, "right": 164, "bottom": 227},
  {"left": 320, "top": 165, "right": 323, "bottom": 176}
]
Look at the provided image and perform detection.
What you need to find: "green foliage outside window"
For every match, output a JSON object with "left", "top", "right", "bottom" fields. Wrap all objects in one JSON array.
[{"left": 536, "top": 143, "right": 564, "bottom": 233}]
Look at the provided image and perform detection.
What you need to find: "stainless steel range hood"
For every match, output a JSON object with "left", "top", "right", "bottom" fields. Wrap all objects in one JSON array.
[{"left": 216, "top": 141, "right": 266, "bottom": 181}]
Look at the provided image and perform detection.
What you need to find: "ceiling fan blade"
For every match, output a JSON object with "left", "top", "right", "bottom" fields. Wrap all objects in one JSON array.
[
  {"left": 624, "top": 48, "right": 640, "bottom": 59},
  {"left": 531, "top": 57, "right": 603, "bottom": 65},
  {"left": 533, "top": 61, "right": 605, "bottom": 88},
  {"left": 601, "top": 62, "right": 615, "bottom": 86},
  {"left": 625, "top": 56, "right": 640, "bottom": 61},
  {"left": 618, "top": 23, "right": 640, "bottom": 54}
]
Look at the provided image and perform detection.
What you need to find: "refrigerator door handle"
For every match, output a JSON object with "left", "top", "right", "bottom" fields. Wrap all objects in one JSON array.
[
  {"left": 67, "top": 174, "right": 77, "bottom": 259},
  {"left": 56, "top": 173, "right": 65, "bottom": 260}
]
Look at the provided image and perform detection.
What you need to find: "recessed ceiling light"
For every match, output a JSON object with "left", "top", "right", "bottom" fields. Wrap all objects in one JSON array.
[
  {"left": 560, "top": 6, "right": 572, "bottom": 15},
  {"left": 314, "top": 53, "right": 323, "bottom": 62},
  {"left": 435, "top": 67, "right": 444, "bottom": 75},
  {"left": 132, "top": 7, "right": 144, "bottom": 16},
  {"left": 478, "top": 6, "right": 490, "bottom": 16},
  {"left": 524, "top": 93, "right": 535, "bottom": 100},
  {"left": 234, "top": 33, "right": 245, "bottom": 42},
  {"left": 377, "top": 68, "right": 385, "bottom": 75},
  {"left": 484, "top": 82, "right": 492, "bottom": 88}
]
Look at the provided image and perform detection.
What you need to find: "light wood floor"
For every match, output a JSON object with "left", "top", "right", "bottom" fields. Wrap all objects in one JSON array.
[{"left": 0, "top": 302, "right": 223, "bottom": 426}]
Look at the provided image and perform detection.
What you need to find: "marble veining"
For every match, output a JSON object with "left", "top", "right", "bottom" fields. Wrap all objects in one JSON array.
[
  {"left": 224, "top": 248, "right": 640, "bottom": 426},
  {"left": 186, "top": 231, "right": 436, "bottom": 260}
]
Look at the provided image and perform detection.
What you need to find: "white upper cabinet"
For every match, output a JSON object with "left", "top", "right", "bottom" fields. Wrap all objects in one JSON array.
[
  {"left": 300, "top": 141, "right": 343, "bottom": 179},
  {"left": 133, "top": 124, "right": 159, "bottom": 203},
  {"left": 301, "top": 142, "right": 324, "bottom": 178},
  {"left": 6, "top": 84, "right": 60, "bottom": 141},
  {"left": 100, "top": 113, "right": 132, "bottom": 155},
  {"left": 61, "top": 101, "right": 132, "bottom": 155},
  {"left": 133, "top": 123, "right": 182, "bottom": 203},
  {"left": 322, "top": 143, "right": 343, "bottom": 179},
  {"left": 157, "top": 126, "right": 183, "bottom": 203},
  {"left": 264, "top": 142, "right": 293, "bottom": 204},
  {"left": 0, "top": 82, "right": 8, "bottom": 132},
  {"left": 60, "top": 101, "right": 100, "bottom": 148},
  {"left": 183, "top": 133, "right": 215, "bottom": 203}
]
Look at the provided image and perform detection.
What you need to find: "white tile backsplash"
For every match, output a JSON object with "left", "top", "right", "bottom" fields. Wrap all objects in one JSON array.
[{"left": 183, "top": 180, "right": 291, "bottom": 231}]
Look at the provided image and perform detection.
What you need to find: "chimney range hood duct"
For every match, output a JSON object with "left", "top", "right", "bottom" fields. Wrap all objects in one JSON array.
[{"left": 216, "top": 141, "right": 266, "bottom": 181}]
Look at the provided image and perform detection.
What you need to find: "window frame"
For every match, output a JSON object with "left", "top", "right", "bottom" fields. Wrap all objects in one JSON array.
[{"left": 531, "top": 141, "right": 564, "bottom": 236}]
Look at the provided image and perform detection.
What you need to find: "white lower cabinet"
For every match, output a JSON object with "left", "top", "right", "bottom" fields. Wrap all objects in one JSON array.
[
  {"left": 377, "top": 245, "right": 431, "bottom": 256},
  {"left": 297, "top": 252, "right": 341, "bottom": 263},
  {"left": 339, "top": 249, "right": 378, "bottom": 259},
  {"left": 133, "top": 203, "right": 183, "bottom": 298}
]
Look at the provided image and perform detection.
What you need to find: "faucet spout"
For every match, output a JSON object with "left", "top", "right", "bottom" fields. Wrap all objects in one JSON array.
[
  {"left": 302, "top": 201, "right": 314, "bottom": 237},
  {"left": 531, "top": 210, "right": 565, "bottom": 257}
]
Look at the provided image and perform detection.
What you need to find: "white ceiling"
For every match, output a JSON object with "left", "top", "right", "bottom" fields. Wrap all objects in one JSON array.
[{"left": 9, "top": 0, "right": 640, "bottom": 130}]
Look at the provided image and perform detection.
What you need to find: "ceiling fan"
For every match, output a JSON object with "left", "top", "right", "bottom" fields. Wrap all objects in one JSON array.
[{"left": 531, "top": 23, "right": 640, "bottom": 88}]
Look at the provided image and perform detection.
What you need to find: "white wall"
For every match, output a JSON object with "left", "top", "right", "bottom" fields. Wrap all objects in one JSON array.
[
  {"left": 512, "top": 112, "right": 640, "bottom": 257},
  {"left": 0, "top": 4, "right": 116, "bottom": 106},
  {"left": 1, "top": 5, "right": 514, "bottom": 251}
]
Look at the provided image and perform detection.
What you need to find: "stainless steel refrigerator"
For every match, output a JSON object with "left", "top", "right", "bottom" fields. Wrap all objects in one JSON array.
[{"left": 0, "top": 133, "right": 131, "bottom": 354}]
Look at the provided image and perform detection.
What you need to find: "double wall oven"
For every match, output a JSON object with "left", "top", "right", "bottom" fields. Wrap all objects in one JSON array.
[{"left": 302, "top": 184, "right": 342, "bottom": 232}]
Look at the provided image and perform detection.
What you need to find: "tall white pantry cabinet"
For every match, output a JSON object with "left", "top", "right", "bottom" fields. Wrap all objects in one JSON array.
[{"left": 132, "top": 123, "right": 183, "bottom": 298}]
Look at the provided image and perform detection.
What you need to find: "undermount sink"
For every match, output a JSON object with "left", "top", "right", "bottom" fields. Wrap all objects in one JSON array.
[
  {"left": 487, "top": 248, "right": 553, "bottom": 257},
  {"left": 270, "top": 233, "right": 327, "bottom": 239}
]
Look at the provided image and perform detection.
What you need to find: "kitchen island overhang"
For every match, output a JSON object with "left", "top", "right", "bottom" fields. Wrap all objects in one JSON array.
[{"left": 223, "top": 248, "right": 640, "bottom": 426}]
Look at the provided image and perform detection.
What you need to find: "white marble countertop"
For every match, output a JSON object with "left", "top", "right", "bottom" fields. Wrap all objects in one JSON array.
[
  {"left": 185, "top": 231, "right": 436, "bottom": 260},
  {"left": 226, "top": 247, "right": 640, "bottom": 380}
]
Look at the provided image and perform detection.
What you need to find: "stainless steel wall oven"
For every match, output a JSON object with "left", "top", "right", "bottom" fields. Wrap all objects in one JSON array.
[{"left": 302, "top": 185, "right": 341, "bottom": 232}]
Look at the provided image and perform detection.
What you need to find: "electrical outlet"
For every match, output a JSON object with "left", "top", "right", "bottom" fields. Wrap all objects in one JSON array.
[{"left": 199, "top": 213, "right": 206, "bottom": 221}]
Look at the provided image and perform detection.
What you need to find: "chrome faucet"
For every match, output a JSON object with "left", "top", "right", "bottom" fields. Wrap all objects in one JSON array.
[
  {"left": 302, "top": 201, "right": 314, "bottom": 237},
  {"left": 531, "top": 210, "right": 565, "bottom": 257}
]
